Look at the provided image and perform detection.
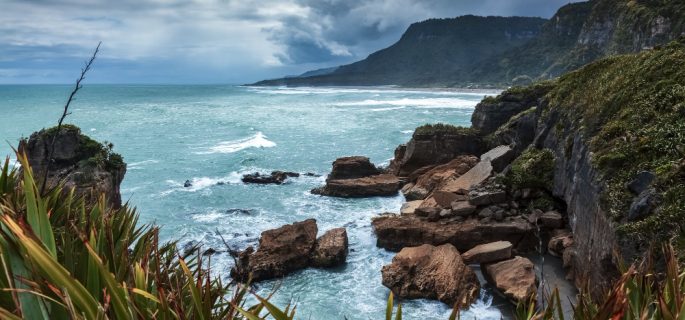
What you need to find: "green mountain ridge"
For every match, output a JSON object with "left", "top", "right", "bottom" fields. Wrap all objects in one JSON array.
[{"left": 254, "top": 0, "right": 685, "bottom": 88}]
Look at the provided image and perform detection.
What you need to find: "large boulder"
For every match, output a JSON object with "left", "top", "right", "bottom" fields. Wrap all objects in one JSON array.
[
  {"left": 312, "top": 174, "right": 401, "bottom": 197},
  {"left": 461, "top": 241, "right": 513, "bottom": 265},
  {"left": 388, "top": 125, "right": 487, "bottom": 177},
  {"left": 19, "top": 125, "right": 126, "bottom": 208},
  {"left": 372, "top": 215, "right": 536, "bottom": 252},
  {"left": 403, "top": 155, "right": 479, "bottom": 200},
  {"left": 231, "top": 219, "right": 318, "bottom": 282},
  {"left": 311, "top": 228, "right": 348, "bottom": 268},
  {"left": 381, "top": 244, "right": 480, "bottom": 308},
  {"left": 231, "top": 220, "right": 349, "bottom": 282},
  {"left": 479, "top": 145, "right": 515, "bottom": 173},
  {"left": 438, "top": 161, "right": 493, "bottom": 194},
  {"left": 328, "top": 156, "right": 380, "bottom": 180},
  {"left": 484, "top": 256, "right": 538, "bottom": 304}
]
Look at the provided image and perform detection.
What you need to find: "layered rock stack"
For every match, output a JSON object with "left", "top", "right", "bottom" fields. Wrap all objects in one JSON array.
[
  {"left": 311, "top": 156, "right": 401, "bottom": 197},
  {"left": 19, "top": 125, "right": 126, "bottom": 208}
]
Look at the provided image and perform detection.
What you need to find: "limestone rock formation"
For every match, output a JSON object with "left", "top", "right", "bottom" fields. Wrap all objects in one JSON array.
[
  {"left": 231, "top": 220, "right": 349, "bottom": 282},
  {"left": 484, "top": 256, "right": 538, "bottom": 303},
  {"left": 19, "top": 125, "right": 126, "bottom": 208},
  {"left": 461, "top": 241, "right": 513, "bottom": 265},
  {"left": 381, "top": 244, "right": 480, "bottom": 307}
]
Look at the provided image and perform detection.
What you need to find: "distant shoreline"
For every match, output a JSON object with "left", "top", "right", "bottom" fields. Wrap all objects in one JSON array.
[{"left": 242, "top": 84, "right": 504, "bottom": 95}]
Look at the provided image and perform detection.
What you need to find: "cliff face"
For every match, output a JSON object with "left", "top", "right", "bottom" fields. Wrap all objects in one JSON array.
[
  {"left": 471, "top": 39, "right": 685, "bottom": 297},
  {"left": 254, "top": 16, "right": 547, "bottom": 87},
  {"left": 19, "top": 125, "right": 126, "bottom": 208},
  {"left": 256, "top": 0, "right": 685, "bottom": 88}
]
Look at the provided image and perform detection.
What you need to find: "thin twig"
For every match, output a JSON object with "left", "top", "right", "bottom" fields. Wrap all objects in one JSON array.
[{"left": 40, "top": 42, "right": 101, "bottom": 195}]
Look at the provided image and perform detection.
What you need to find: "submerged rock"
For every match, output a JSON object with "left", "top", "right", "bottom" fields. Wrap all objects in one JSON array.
[
  {"left": 381, "top": 244, "right": 480, "bottom": 308},
  {"left": 242, "top": 171, "right": 299, "bottom": 184}
]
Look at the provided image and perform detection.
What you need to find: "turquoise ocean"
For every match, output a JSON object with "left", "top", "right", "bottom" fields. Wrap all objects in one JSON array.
[{"left": 0, "top": 85, "right": 509, "bottom": 319}]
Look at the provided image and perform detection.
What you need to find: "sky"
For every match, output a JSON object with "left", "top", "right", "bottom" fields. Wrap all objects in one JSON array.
[{"left": 0, "top": 0, "right": 581, "bottom": 84}]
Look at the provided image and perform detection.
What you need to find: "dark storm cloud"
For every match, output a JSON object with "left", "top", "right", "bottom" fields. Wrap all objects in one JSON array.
[{"left": 0, "top": 0, "right": 582, "bottom": 83}]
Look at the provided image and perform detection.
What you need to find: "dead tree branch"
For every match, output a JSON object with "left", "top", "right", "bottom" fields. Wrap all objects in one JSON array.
[{"left": 40, "top": 42, "right": 101, "bottom": 194}]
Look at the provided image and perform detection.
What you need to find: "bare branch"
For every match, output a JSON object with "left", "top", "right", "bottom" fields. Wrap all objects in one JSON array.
[{"left": 40, "top": 42, "right": 101, "bottom": 194}]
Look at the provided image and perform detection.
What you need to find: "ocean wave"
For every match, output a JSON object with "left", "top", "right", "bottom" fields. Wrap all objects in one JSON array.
[
  {"left": 400, "top": 130, "right": 414, "bottom": 134},
  {"left": 336, "top": 98, "right": 477, "bottom": 109},
  {"left": 243, "top": 86, "right": 497, "bottom": 97},
  {"left": 370, "top": 106, "right": 406, "bottom": 112},
  {"left": 197, "top": 132, "right": 276, "bottom": 154},
  {"left": 160, "top": 172, "right": 243, "bottom": 195},
  {"left": 128, "top": 159, "right": 159, "bottom": 170}
]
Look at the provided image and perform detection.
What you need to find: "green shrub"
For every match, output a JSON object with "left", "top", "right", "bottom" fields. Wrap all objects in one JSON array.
[
  {"left": 504, "top": 148, "right": 555, "bottom": 191},
  {"left": 413, "top": 123, "right": 477, "bottom": 137}
]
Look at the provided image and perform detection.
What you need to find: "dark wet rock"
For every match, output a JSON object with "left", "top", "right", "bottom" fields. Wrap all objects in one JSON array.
[
  {"left": 203, "top": 248, "right": 218, "bottom": 256},
  {"left": 304, "top": 172, "right": 321, "bottom": 177},
  {"left": 381, "top": 244, "right": 480, "bottom": 307},
  {"left": 478, "top": 207, "right": 494, "bottom": 219},
  {"left": 484, "top": 256, "right": 538, "bottom": 304},
  {"left": 19, "top": 125, "right": 126, "bottom": 208},
  {"left": 469, "top": 190, "right": 508, "bottom": 206},
  {"left": 628, "top": 188, "right": 661, "bottom": 221},
  {"left": 461, "top": 241, "right": 513, "bottom": 265},
  {"left": 311, "top": 228, "right": 348, "bottom": 268},
  {"left": 312, "top": 174, "right": 401, "bottom": 198},
  {"left": 627, "top": 171, "right": 655, "bottom": 195},
  {"left": 226, "top": 208, "right": 257, "bottom": 215},
  {"left": 184, "top": 180, "right": 193, "bottom": 188},
  {"left": 372, "top": 214, "right": 536, "bottom": 252},
  {"left": 451, "top": 201, "right": 477, "bottom": 217},
  {"left": 328, "top": 156, "right": 380, "bottom": 180},
  {"left": 242, "top": 171, "right": 299, "bottom": 185},
  {"left": 540, "top": 210, "right": 564, "bottom": 228}
]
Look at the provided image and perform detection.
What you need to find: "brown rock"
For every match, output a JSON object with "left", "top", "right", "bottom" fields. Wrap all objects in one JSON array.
[
  {"left": 311, "top": 228, "right": 348, "bottom": 268},
  {"left": 328, "top": 156, "right": 380, "bottom": 179},
  {"left": 451, "top": 201, "right": 477, "bottom": 216},
  {"left": 312, "top": 174, "right": 401, "bottom": 198},
  {"left": 432, "top": 191, "right": 461, "bottom": 208},
  {"left": 372, "top": 215, "right": 536, "bottom": 252},
  {"left": 548, "top": 231, "right": 574, "bottom": 257},
  {"left": 462, "top": 241, "right": 513, "bottom": 264},
  {"left": 381, "top": 244, "right": 480, "bottom": 307},
  {"left": 404, "top": 156, "right": 479, "bottom": 200},
  {"left": 484, "top": 256, "right": 538, "bottom": 304},
  {"left": 540, "top": 211, "right": 564, "bottom": 229},
  {"left": 400, "top": 200, "right": 423, "bottom": 215},
  {"left": 439, "top": 161, "right": 493, "bottom": 194},
  {"left": 231, "top": 219, "right": 318, "bottom": 282}
]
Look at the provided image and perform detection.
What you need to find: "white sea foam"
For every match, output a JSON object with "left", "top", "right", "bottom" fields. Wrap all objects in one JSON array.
[
  {"left": 128, "top": 159, "right": 159, "bottom": 170},
  {"left": 337, "top": 98, "right": 477, "bottom": 109},
  {"left": 400, "top": 130, "right": 414, "bottom": 134},
  {"left": 369, "top": 106, "right": 406, "bottom": 112},
  {"left": 197, "top": 132, "right": 276, "bottom": 154},
  {"left": 244, "top": 86, "right": 498, "bottom": 97},
  {"left": 160, "top": 171, "right": 243, "bottom": 195}
]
